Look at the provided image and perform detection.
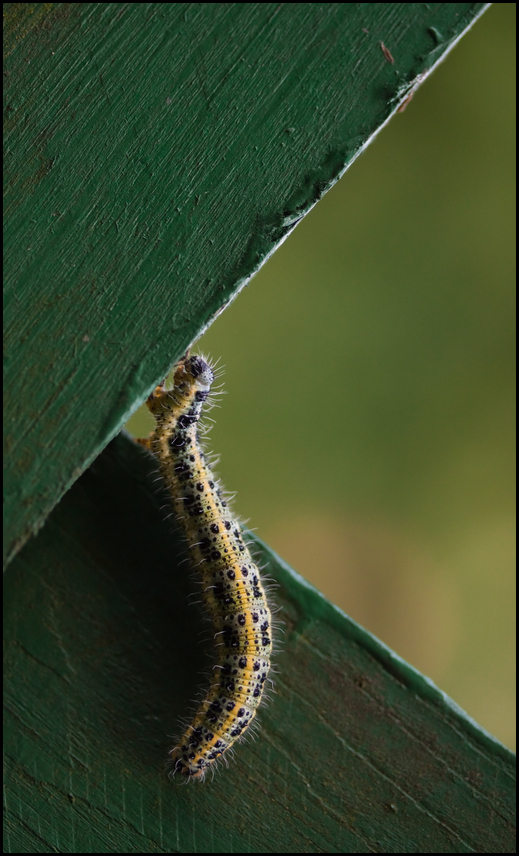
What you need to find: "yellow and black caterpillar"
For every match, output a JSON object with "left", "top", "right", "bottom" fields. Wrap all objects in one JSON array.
[{"left": 138, "top": 355, "right": 272, "bottom": 780}]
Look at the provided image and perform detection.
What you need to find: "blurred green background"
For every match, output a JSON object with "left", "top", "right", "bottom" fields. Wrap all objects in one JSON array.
[{"left": 126, "top": 3, "right": 515, "bottom": 750}]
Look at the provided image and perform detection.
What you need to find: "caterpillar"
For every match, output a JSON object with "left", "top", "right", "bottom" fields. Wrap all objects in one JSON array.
[{"left": 137, "top": 354, "right": 272, "bottom": 780}]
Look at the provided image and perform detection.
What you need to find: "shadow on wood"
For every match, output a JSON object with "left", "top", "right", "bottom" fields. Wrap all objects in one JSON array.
[{"left": 4, "top": 434, "right": 515, "bottom": 852}]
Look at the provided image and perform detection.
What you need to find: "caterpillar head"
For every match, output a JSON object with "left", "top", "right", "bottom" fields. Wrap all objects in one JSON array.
[{"left": 182, "top": 355, "right": 214, "bottom": 390}]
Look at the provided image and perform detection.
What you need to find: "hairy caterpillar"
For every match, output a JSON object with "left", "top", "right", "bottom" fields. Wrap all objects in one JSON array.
[{"left": 137, "top": 355, "right": 272, "bottom": 780}]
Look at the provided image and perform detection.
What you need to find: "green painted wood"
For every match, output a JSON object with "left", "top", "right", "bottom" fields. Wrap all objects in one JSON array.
[
  {"left": 6, "top": 4, "right": 515, "bottom": 853},
  {"left": 4, "top": 2, "right": 490, "bottom": 568},
  {"left": 4, "top": 434, "right": 515, "bottom": 853}
]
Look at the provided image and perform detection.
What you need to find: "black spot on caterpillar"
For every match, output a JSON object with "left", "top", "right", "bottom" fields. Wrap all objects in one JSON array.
[{"left": 137, "top": 355, "right": 272, "bottom": 781}]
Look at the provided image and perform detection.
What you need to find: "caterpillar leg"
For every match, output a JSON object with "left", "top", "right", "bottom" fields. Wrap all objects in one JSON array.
[
  {"left": 134, "top": 437, "right": 152, "bottom": 449},
  {"left": 134, "top": 381, "right": 169, "bottom": 447}
]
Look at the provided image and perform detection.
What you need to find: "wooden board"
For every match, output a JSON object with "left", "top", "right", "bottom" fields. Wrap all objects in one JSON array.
[
  {"left": 4, "top": 434, "right": 515, "bottom": 853},
  {"left": 4, "top": 2, "right": 490, "bottom": 567}
]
